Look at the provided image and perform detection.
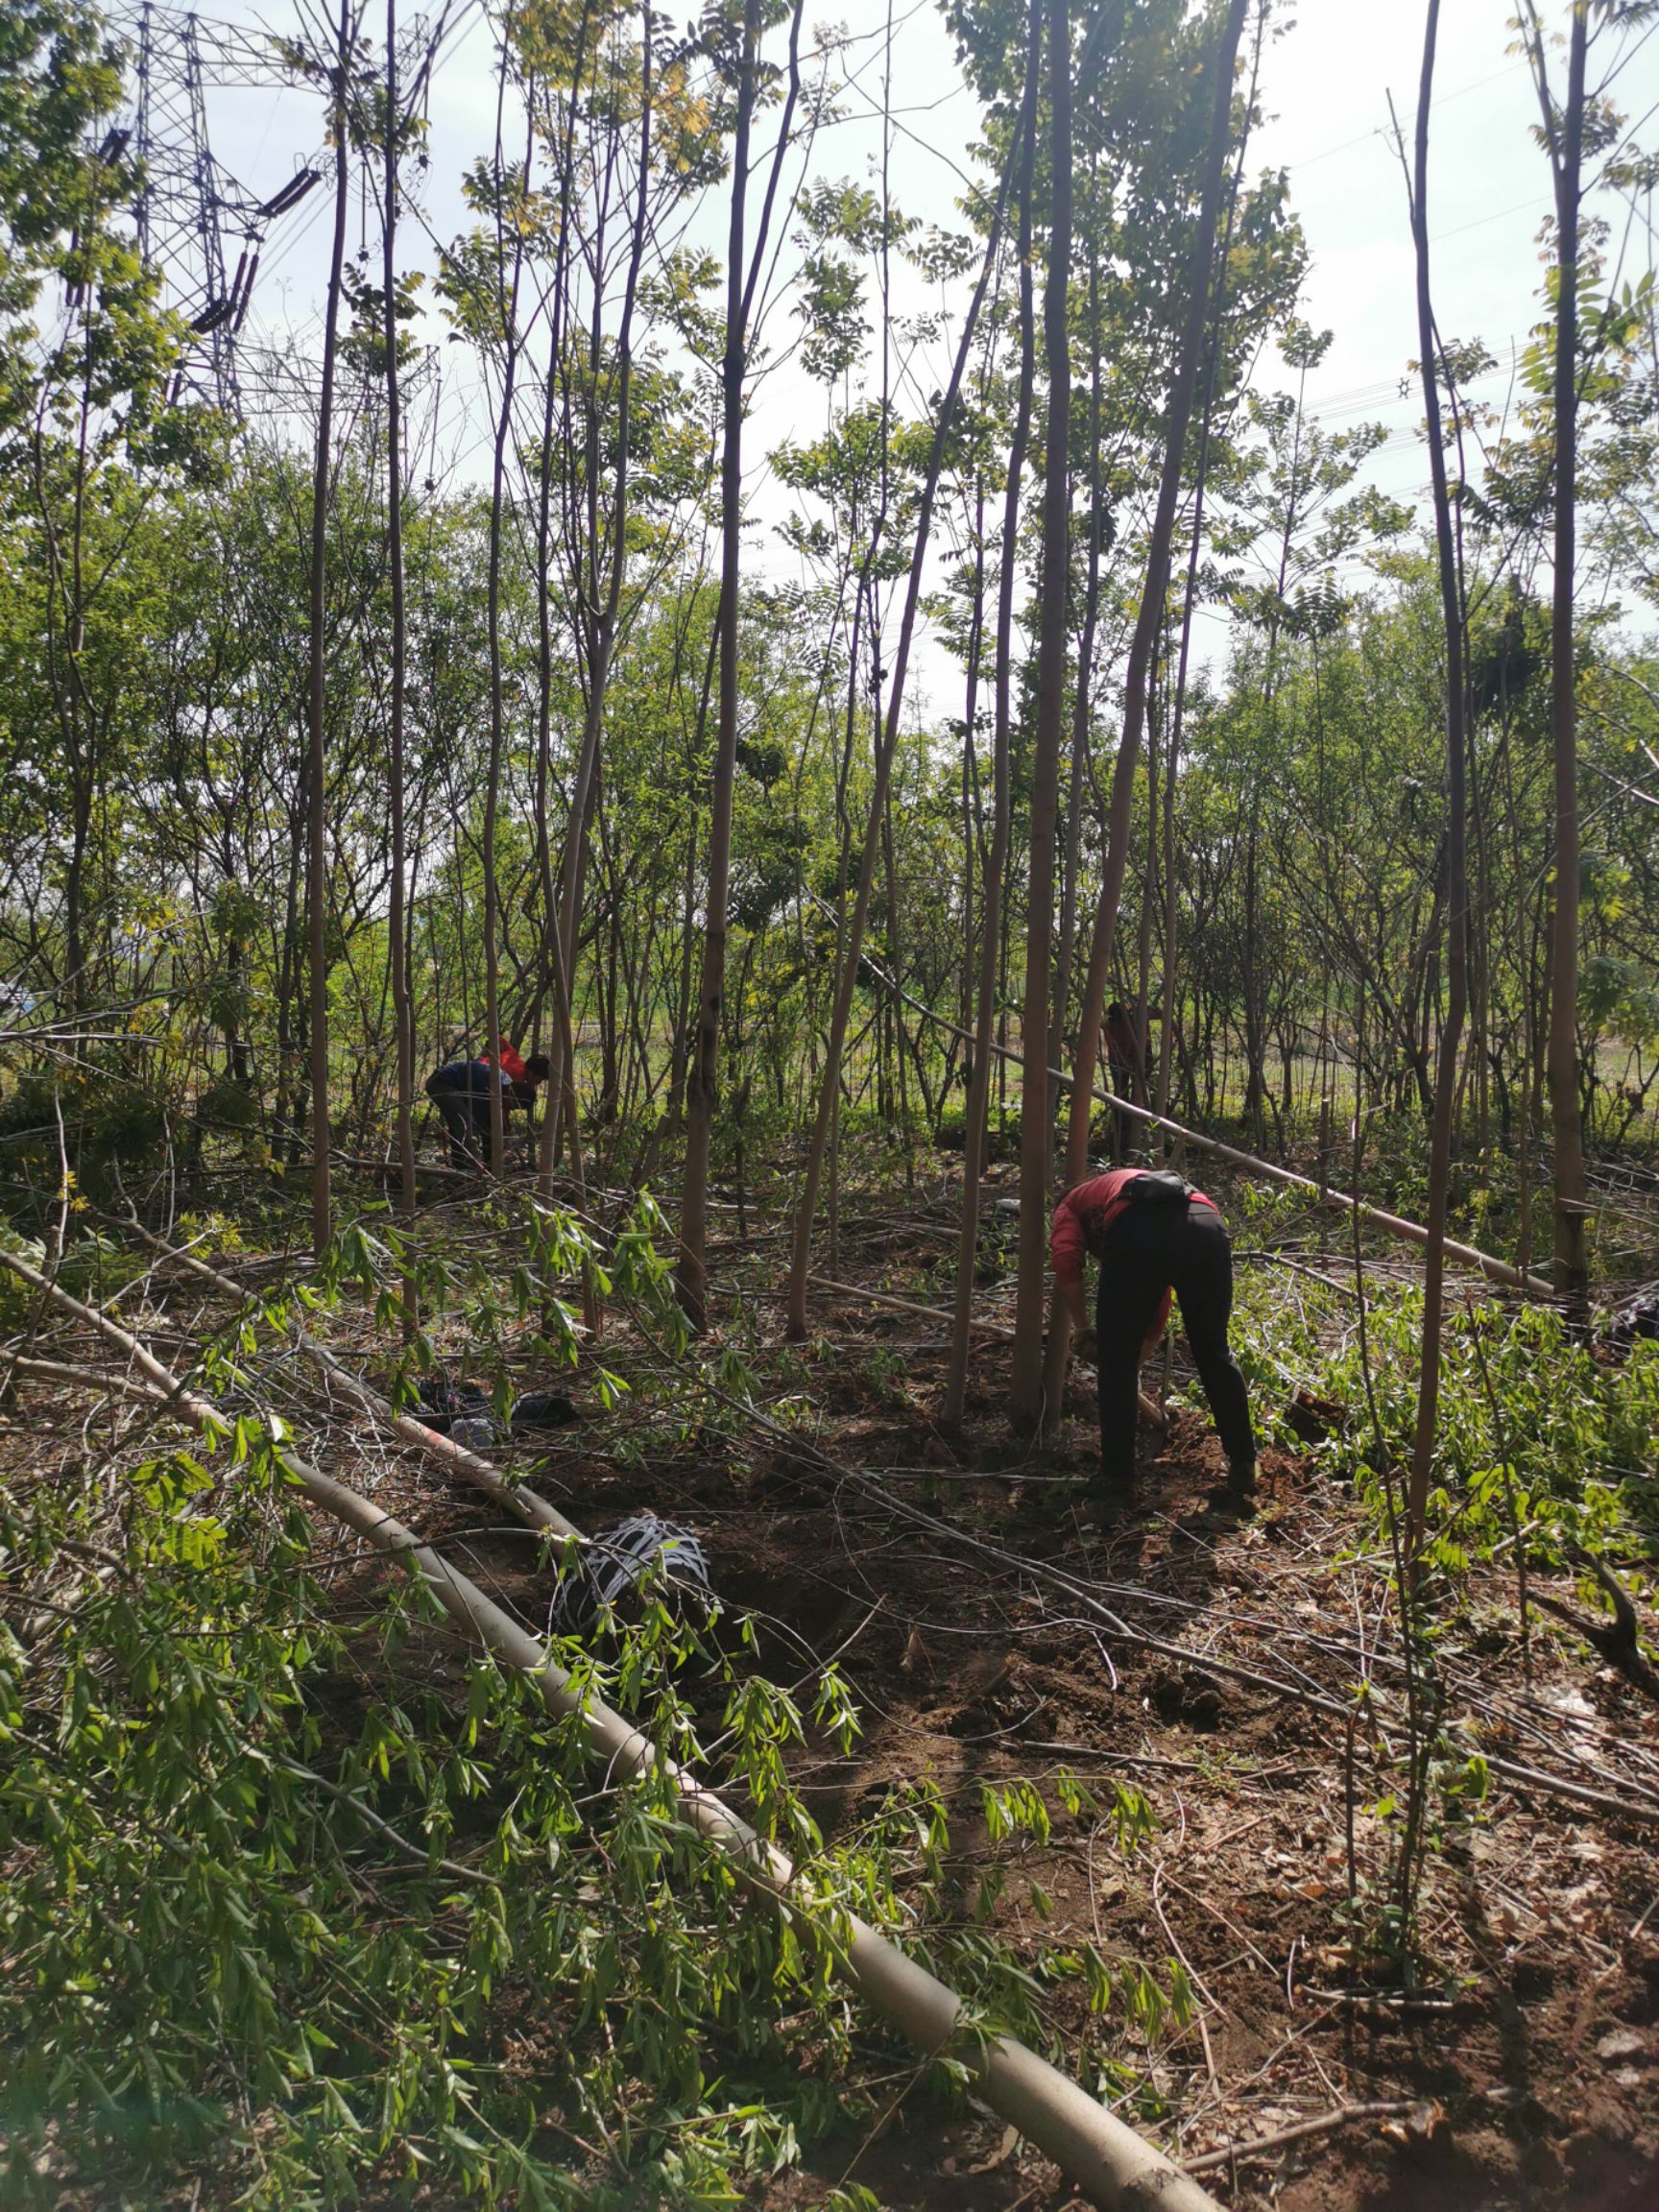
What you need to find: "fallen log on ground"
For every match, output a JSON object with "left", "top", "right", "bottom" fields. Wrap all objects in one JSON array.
[{"left": 0, "top": 1245, "right": 1222, "bottom": 2212}]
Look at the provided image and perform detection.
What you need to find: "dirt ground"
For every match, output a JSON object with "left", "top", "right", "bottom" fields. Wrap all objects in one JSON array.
[
  {"left": 11, "top": 1178, "right": 1659, "bottom": 2211},
  {"left": 325, "top": 1198, "right": 1659, "bottom": 2212}
]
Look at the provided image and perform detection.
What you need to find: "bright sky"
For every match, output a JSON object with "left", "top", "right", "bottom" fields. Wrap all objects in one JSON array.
[{"left": 141, "top": 0, "right": 1659, "bottom": 704}]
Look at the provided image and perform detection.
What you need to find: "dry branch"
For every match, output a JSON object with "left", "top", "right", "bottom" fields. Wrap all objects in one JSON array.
[
  {"left": 1181, "top": 2100, "right": 1419, "bottom": 2176},
  {"left": 5, "top": 1355, "right": 172, "bottom": 1405}
]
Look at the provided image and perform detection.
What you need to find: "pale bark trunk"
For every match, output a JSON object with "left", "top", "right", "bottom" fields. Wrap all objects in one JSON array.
[
  {"left": 1060, "top": 0, "right": 1248, "bottom": 1195},
  {"left": 1538, "top": 5, "right": 1590, "bottom": 1316},
  {"left": 1042, "top": 0, "right": 1247, "bottom": 1412},
  {"left": 677, "top": 0, "right": 760, "bottom": 1328},
  {"left": 383, "top": 0, "right": 416, "bottom": 1234},
  {"left": 784, "top": 92, "right": 1017, "bottom": 1343},
  {"left": 1048, "top": 314, "right": 1102, "bottom": 1076},
  {"left": 483, "top": 84, "right": 533, "bottom": 1178},
  {"left": 678, "top": 0, "right": 805, "bottom": 1327}
]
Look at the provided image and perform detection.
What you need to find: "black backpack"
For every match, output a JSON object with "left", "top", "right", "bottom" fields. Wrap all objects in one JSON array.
[{"left": 1127, "top": 1168, "right": 1194, "bottom": 1211}]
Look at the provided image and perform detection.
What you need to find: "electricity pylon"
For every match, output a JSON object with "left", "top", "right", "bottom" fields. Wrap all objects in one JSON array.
[{"left": 123, "top": 4, "right": 322, "bottom": 410}]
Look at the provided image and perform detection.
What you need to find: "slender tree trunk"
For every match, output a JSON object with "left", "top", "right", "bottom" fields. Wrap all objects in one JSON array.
[
  {"left": 483, "top": 85, "right": 533, "bottom": 1178},
  {"left": 554, "top": 6, "right": 653, "bottom": 1024},
  {"left": 943, "top": 17, "right": 1041, "bottom": 1423},
  {"left": 1136, "top": 662, "right": 1160, "bottom": 1090},
  {"left": 306, "top": 0, "right": 353, "bottom": 1256},
  {"left": 1060, "top": 0, "right": 1247, "bottom": 1199},
  {"left": 959, "top": 492, "right": 986, "bottom": 1070},
  {"left": 674, "top": 0, "right": 807, "bottom": 1318},
  {"left": 384, "top": 0, "right": 416, "bottom": 1233},
  {"left": 1152, "top": 18, "right": 1255, "bottom": 1151},
  {"left": 531, "top": 0, "right": 592, "bottom": 1182},
  {"left": 1008, "top": 0, "right": 1074, "bottom": 1424},
  {"left": 1535, "top": 2, "right": 1591, "bottom": 1315},
  {"left": 1042, "top": 0, "right": 1247, "bottom": 1408},
  {"left": 1157, "top": 375, "right": 1223, "bottom": 1140},
  {"left": 1049, "top": 301, "right": 1103, "bottom": 1075},
  {"left": 1400, "top": 0, "right": 1469, "bottom": 1544},
  {"left": 677, "top": 0, "right": 760, "bottom": 1326}
]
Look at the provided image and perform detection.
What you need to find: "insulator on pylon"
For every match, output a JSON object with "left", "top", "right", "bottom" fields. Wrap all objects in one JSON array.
[
  {"left": 257, "top": 167, "right": 319, "bottom": 220},
  {"left": 231, "top": 250, "right": 259, "bottom": 333}
]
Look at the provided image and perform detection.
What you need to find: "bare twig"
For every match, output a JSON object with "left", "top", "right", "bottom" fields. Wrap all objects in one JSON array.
[{"left": 1181, "top": 2100, "right": 1418, "bottom": 2176}]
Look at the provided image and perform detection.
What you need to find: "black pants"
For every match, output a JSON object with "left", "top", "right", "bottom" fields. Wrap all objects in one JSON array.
[
  {"left": 1094, "top": 1197, "right": 1253, "bottom": 1490},
  {"left": 425, "top": 1073, "right": 493, "bottom": 1167}
]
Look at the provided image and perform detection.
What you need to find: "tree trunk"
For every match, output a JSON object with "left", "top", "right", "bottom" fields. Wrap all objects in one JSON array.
[
  {"left": 1059, "top": 0, "right": 1248, "bottom": 1195},
  {"left": 306, "top": 0, "right": 353, "bottom": 1256},
  {"left": 483, "top": 84, "right": 533, "bottom": 1179},
  {"left": 384, "top": 0, "right": 416, "bottom": 1233},
  {"left": 943, "top": 14, "right": 1041, "bottom": 1424},
  {"left": 1401, "top": 0, "right": 1469, "bottom": 1544},
  {"left": 1537, "top": 2, "right": 1591, "bottom": 1316},
  {"left": 1044, "top": 0, "right": 1247, "bottom": 1408},
  {"left": 678, "top": 0, "right": 812, "bottom": 1323},
  {"left": 1008, "top": 0, "right": 1074, "bottom": 1426},
  {"left": 784, "top": 73, "right": 1018, "bottom": 1343},
  {"left": 1048, "top": 292, "right": 1103, "bottom": 1076}
]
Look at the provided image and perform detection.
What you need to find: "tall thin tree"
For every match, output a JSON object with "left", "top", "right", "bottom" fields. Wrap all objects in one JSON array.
[
  {"left": 1008, "top": 0, "right": 1073, "bottom": 1424},
  {"left": 384, "top": 0, "right": 416, "bottom": 1232},
  {"left": 678, "top": 0, "right": 805, "bottom": 1328},
  {"left": 1523, "top": 0, "right": 1592, "bottom": 1317},
  {"left": 306, "top": 0, "right": 355, "bottom": 1256},
  {"left": 482, "top": 62, "right": 535, "bottom": 1176},
  {"left": 784, "top": 100, "right": 1020, "bottom": 1344},
  {"left": 1050, "top": 0, "right": 1248, "bottom": 1375},
  {"left": 1396, "top": 1, "right": 1469, "bottom": 1543},
  {"left": 944, "top": 26, "right": 1041, "bottom": 1423}
]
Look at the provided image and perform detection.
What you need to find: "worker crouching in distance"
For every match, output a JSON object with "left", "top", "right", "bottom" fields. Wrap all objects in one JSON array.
[
  {"left": 424, "top": 1045, "right": 551, "bottom": 1169},
  {"left": 1051, "top": 1166, "right": 1255, "bottom": 1503}
]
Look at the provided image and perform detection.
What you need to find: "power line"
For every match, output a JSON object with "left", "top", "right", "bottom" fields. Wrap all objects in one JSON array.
[{"left": 1275, "top": 57, "right": 1528, "bottom": 174}]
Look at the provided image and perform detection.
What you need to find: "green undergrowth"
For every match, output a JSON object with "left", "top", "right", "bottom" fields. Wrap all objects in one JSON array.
[
  {"left": 1221, "top": 1202, "right": 1659, "bottom": 1621},
  {"left": 1216, "top": 1190, "right": 1658, "bottom": 1982},
  {"left": 1233, "top": 1268, "right": 1655, "bottom": 1545},
  {"left": 0, "top": 1199, "right": 1194, "bottom": 2209}
]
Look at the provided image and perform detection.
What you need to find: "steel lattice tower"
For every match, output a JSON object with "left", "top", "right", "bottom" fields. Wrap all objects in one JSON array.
[{"left": 124, "top": 3, "right": 321, "bottom": 410}]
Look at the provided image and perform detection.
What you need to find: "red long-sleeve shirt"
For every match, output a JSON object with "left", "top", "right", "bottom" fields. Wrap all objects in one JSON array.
[{"left": 493, "top": 1037, "right": 529, "bottom": 1086}]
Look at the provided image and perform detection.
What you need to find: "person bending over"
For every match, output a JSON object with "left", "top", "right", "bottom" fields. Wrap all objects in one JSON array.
[
  {"left": 1051, "top": 1166, "right": 1255, "bottom": 1502},
  {"left": 424, "top": 1049, "right": 549, "bottom": 1168}
]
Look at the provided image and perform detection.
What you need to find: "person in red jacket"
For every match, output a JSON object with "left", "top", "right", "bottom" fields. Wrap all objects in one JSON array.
[{"left": 1051, "top": 1166, "right": 1254, "bottom": 1501}]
